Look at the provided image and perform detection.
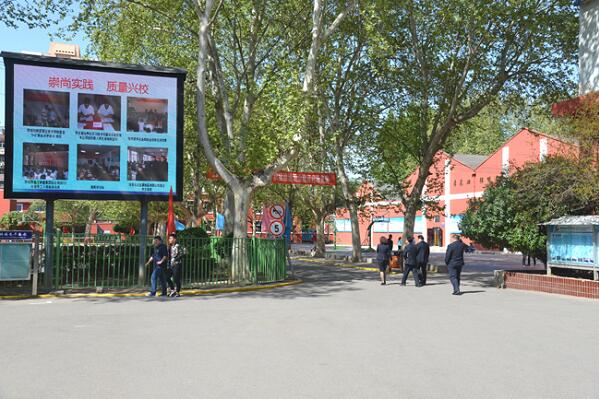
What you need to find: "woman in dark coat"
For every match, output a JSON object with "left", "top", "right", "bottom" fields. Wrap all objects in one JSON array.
[{"left": 376, "top": 236, "right": 391, "bottom": 285}]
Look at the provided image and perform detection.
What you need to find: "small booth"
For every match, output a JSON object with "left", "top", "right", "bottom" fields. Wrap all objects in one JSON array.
[
  {"left": 0, "top": 230, "right": 41, "bottom": 295},
  {"left": 545, "top": 216, "right": 599, "bottom": 280}
]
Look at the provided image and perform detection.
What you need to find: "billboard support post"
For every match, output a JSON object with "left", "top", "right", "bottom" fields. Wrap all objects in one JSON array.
[
  {"left": 138, "top": 199, "right": 149, "bottom": 286},
  {"left": 32, "top": 232, "right": 40, "bottom": 296},
  {"left": 44, "top": 199, "right": 54, "bottom": 289}
]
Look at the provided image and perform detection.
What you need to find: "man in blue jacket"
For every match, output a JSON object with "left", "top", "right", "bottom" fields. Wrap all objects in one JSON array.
[
  {"left": 401, "top": 236, "right": 421, "bottom": 287},
  {"left": 445, "top": 234, "right": 467, "bottom": 295},
  {"left": 146, "top": 236, "right": 169, "bottom": 297}
]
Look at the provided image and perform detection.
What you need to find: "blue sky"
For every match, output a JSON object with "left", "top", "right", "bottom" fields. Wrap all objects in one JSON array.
[{"left": 0, "top": 23, "right": 89, "bottom": 126}]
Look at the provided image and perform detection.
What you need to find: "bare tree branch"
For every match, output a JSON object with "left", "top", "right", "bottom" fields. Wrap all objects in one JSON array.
[
  {"left": 323, "top": 0, "right": 357, "bottom": 41},
  {"left": 196, "top": 0, "right": 238, "bottom": 189}
]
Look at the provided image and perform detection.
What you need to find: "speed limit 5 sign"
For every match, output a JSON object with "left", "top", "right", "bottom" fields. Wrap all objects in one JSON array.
[{"left": 269, "top": 221, "right": 284, "bottom": 236}]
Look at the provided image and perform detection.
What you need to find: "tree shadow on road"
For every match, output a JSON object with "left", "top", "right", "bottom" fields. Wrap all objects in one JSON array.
[
  {"left": 69, "top": 262, "right": 371, "bottom": 303},
  {"left": 61, "top": 260, "right": 498, "bottom": 304}
]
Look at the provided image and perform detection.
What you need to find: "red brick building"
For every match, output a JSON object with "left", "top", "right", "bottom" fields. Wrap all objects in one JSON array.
[{"left": 334, "top": 128, "right": 578, "bottom": 249}]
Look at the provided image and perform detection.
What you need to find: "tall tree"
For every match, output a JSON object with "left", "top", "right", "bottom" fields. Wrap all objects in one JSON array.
[
  {"left": 559, "top": 94, "right": 599, "bottom": 164},
  {"left": 194, "top": 0, "right": 356, "bottom": 279},
  {"left": 301, "top": 12, "right": 377, "bottom": 261},
  {"left": 368, "top": 0, "right": 577, "bottom": 239}
]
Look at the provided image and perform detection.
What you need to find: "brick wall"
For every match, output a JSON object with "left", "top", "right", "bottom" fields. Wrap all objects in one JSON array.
[{"left": 503, "top": 272, "right": 599, "bottom": 299}]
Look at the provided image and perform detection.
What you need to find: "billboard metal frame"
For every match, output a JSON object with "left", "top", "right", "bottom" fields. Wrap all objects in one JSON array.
[{"left": 1, "top": 51, "right": 186, "bottom": 201}]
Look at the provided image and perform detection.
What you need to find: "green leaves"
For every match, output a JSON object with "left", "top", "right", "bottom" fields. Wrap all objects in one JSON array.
[{"left": 0, "top": 0, "right": 72, "bottom": 29}]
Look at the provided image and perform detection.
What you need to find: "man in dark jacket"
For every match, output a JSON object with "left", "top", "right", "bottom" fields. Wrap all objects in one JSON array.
[
  {"left": 416, "top": 235, "right": 430, "bottom": 285},
  {"left": 445, "top": 234, "right": 467, "bottom": 295},
  {"left": 146, "top": 236, "right": 169, "bottom": 297},
  {"left": 376, "top": 237, "right": 391, "bottom": 285},
  {"left": 401, "top": 236, "right": 421, "bottom": 287},
  {"left": 167, "top": 233, "right": 184, "bottom": 297}
]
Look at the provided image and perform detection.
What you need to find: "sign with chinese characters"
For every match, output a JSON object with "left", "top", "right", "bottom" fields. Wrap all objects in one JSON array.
[
  {"left": 372, "top": 217, "right": 390, "bottom": 223},
  {"left": 207, "top": 169, "right": 337, "bottom": 187},
  {"left": 0, "top": 230, "right": 33, "bottom": 240},
  {"left": 1, "top": 52, "right": 186, "bottom": 200},
  {"left": 271, "top": 171, "right": 336, "bottom": 186}
]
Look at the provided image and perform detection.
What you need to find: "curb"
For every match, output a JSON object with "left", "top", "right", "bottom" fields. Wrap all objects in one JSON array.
[{"left": 0, "top": 279, "right": 303, "bottom": 300}]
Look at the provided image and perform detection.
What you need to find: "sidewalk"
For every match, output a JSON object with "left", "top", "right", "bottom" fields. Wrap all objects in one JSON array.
[{"left": 0, "top": 279, "right": 302, "bottom": 300}]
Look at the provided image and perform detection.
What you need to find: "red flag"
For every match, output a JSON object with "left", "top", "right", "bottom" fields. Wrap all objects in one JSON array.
[{"left": 167, "top": 186, "right": 176, "bottom": 236}]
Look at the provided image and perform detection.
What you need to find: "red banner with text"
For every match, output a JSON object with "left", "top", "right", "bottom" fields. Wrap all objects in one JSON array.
[{"left": 206, "top": 170, "right": 336, "bottom": 186}]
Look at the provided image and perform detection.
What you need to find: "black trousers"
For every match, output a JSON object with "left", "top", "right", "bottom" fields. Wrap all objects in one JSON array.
[
  {"left": 418, "top": 262, "right": 427, "bottom": 285},
  {"left": 165, "top": 266, "right": 182, "bottom": 292},
  {"left": 448, "top": 265, "right": 463, "bottom": 293},
  {"left": 166, "top": 265, "right": 183, "bottom": 292},
  {"left": 401, "top": 264, "right": 421, "bottom": 286},
  {"left": 165, "top": 268, "right": 175, "bottom": 290},
  {"left": 171, "top": 265, "right": 182, "bottom": 292}
]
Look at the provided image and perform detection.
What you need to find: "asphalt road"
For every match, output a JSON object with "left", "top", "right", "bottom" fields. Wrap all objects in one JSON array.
[
  {"left": 291, "top": 244, "right": 544, "bottom": 272},
  {"left": 2, "top": 261, "right": 598, "bottom": 399}
]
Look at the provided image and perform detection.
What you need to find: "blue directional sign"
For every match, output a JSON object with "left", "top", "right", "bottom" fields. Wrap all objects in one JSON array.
[
  {"left": 0, "top": 231, "right": 33, "bottom": 240},
  {"left": 373, "top": 217, "right": 390, "bottom": 223}
]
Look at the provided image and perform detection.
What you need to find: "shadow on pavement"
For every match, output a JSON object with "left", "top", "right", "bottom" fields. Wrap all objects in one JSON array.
[
  {"left": 58, "top": 260, "right": 497, "bottom": 304},
  {"left": 67, "top": 262, "right": 369, "bottom": 303}
]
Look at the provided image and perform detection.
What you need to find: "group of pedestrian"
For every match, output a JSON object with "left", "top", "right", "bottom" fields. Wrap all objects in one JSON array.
[
  {"left": 376, "top": 233, "right": 467, "bottom": 295},
  {"left": 401, "top": 235, "right": 430, "bottom": 287},
  {"left": 146, "top": 233, "right": 184, "bottom": 297},
  {"left": 376, "top": 234, "right": 429, "bottom": 286}
]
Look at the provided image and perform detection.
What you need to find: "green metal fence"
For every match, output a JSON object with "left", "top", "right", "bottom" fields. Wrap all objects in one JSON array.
[{"left": 51, "top": 234, "right": 287, "bottom": 289}]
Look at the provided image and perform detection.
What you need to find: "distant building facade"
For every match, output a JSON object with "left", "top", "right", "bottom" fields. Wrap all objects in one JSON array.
[
  {"left": 334, "top": 128, "right": 578, "bottom": 249},
  {"left": 47, "top": 43, "right": 81, "bottom": 59}
]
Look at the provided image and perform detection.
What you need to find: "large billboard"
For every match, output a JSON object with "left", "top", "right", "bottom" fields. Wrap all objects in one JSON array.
[{"left": 1, "top": 52, "right": 186, "bottom": 200}]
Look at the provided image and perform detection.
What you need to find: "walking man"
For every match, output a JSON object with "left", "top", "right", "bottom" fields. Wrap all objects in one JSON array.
[
  {"left": 445, "top": 234, "right": 467, "bottom": 295},
  {"left": 401, "top": 236, "right": 421, "bottom": 287},
  {"left": 146, "top": 236, "right": 169, "bottom": 296},
  {"left": 168, "top": 233, "right": 183, "bottom": 297},
  {"left": 376, "top": 236, "right": 391, "bottom": 285},
  {"left": 416, "top": 235, "right": 430, "bottom": 285}
]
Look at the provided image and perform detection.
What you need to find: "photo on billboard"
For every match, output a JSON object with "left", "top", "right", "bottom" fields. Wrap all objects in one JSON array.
[
  {"left": 77, "top": 94, "right": 121, "bottom": 131},
  {"left": 77, "top": 144, "right": 120, "bottom": 181},
  {"left": 23, "top": 89, "right": 69, "bottom": 128},
  {"left": 126, "top": 97, "right": 168, "bottom": 133},
  {"left": 127, "top": 147, "right": 168, "bottom": 181},
  {"left": 23, "top": 143, "right": 69, "bottom": 180}
]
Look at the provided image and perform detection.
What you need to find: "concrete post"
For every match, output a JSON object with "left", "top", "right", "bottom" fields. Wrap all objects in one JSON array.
[{"left": 44, "top": 200, "right": 54, "bottom": 289}]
